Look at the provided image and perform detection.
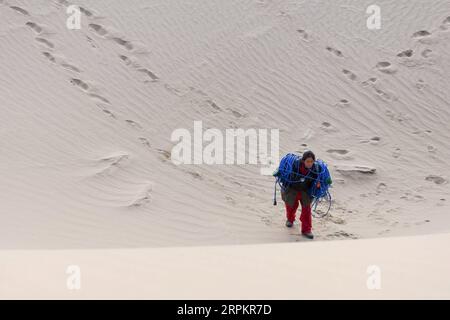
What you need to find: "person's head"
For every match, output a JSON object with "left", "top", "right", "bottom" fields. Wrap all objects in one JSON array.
[{"left": 302, "top": 150, "right": 316, "bottom": 169}]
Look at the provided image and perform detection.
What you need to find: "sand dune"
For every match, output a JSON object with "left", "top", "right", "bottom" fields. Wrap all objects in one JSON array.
[
  {"left": 1, "top": 0, "right": 450, "bottom": 250},
  {"left": 1, "top": 233, "right": 450, "bottom": 299}
]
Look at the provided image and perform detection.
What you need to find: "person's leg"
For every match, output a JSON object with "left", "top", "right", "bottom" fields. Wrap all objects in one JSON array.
[
  {"left": 285, "top": 191, "right": 301, "bottom": 223},
  {"left": 299, "top": 191, "right": 313, "bottom": 234}
]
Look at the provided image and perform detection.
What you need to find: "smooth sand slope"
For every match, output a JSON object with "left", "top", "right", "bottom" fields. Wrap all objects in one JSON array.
[
  {"left": 0, "top": 0, "right": 450, "bottom": 249},
  {"left": 1, "top": 232, "right": 450, "bottom": 299}
]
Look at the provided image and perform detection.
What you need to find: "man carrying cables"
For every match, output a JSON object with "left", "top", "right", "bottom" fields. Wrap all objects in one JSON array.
[{"left": 273, "top": 150, "right": 332, "bottom": 240}]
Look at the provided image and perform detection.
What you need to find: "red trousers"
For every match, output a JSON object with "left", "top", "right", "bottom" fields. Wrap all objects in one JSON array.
[{"left": 285, "top": 191, "right": 312, "bottom": 233}]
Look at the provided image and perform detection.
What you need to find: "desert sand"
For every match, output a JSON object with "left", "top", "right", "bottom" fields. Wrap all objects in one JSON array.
[
  {"left": 1, "top": 0, "right": 449, "bottom": 248},
  {"left": 1, "top": 233, "right": 450, "bottom": 299},
  {"left": 1, "top": 0, "right": 449, "bottom": 299}
]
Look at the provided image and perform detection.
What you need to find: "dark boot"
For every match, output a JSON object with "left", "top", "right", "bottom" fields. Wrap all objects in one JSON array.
[
  {"left": 285, "top": 220, "right": 294, "bottom": 228},
  {"left": 302, "top": 232, "right": 314, "bottom": 239}
]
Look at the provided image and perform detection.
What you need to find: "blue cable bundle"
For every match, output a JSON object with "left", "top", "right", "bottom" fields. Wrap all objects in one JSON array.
[
  {"left": 273, "top": 153, "right": 332, "bottom": 207},
  {"left": 274, "top": 153, "right": 301, "bottom": 192},
  {"left": 308, "top": 159, "right": 332, "bottom": 198}
]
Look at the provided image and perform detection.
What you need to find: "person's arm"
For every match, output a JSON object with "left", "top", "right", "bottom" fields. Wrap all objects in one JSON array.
[{"left": 289, "top": 160, "right": 307, "bottom": 191}]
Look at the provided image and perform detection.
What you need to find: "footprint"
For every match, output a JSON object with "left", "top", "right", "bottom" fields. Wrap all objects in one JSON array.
[
  {"left": 361, "top": 77, "right": 377, "bottom": 87},
  {"left": 137, "top": 68, "right": 159, "bottom": 81},
  {"left": 376, "top": 182, "right": 387, "bottom": 193},
  {"left": 56, "top": 0, "right": 70, "bottom": 6},
  {"left": 89, "top": 23, "right": 108, "bottom": 36},
  {"left": 321, "top": 122, "right": 337, "bottom": 132},
  {"left": 363, "top": 137, "right": 379, "bottom": 146},
  {"left": 156, "top": 149, "right": 171, "bottom": 161},
  {"left": 86, "top": 36, "right": 98, "bottom": 49},
  {"left": 386, "top": 109, "right": 408, "bottom": 122},
  {"left": 374, "top": 88, "right": 393, "bottom": 100},
  {"left": 26, "top": 22, "right": 43, "bottom": 34},
  {"left": 378, "top": 229, "right": 391, "bottom": 236},
  {"left": 79, "top": 6, "right": 93, "bottom": 17},
  {"left": 119, "top": 55, "right": 159, "bottom": 82},
  {"left": 296, "top": 29, "right": 309, "bottom": 41},
  {"left": 360, "top": 136, "right": 381, "bottom": 144},
  {"left": 412, "top": 30, "right": 436, "bottom": 44},
  {"left": 229, "top": 109, "right": 244, "bottom": 118},
  {"left": 113, "top": 37, "right": 134, "bottom": 50},
  {"left": 35, "top": 37, "right": 55, "bottom": 49},
  {"left": 100, "top": 152, "right": 129, "bottom": 168},
  {"left": 125, "top": 119, "right": 142, "bottom": 129},
  {"left": 392, "top": 148, "right": 401, "bottom": 159},
  {"left": 376, "top": 61, "right": 391, "bottom": 68},
  {"left": 375, "top": 61, "right": 397, "bottom": 74},
  {"left": 425, "top": 175, "right": 447, "bottom": 185},
  {"left": 415, "top": 79, "right": 427, "bottom": 90},
  {"left": 342, "top": 69, "right": 357, "bottom": 81},
  {"left": 70, "top": 78, "right": 108, "bottom": 106},
  {"left": 61, "top": 63, "right": 81, "bottom": 73},
  {"left": 163, "top": 84, "right": 184, "bottom": 96},
  {"left": 414, "top": 219, "right": 430, "bottom": 226},
  {"left": 327, "top": 149, "right": 349, "bottom": 155},
  {"left": 101, "top": 108, "right": 116, "bottom": 119},
  {"left": 70, "top": 78, "right": 89, "bottom": 91},
  {"left": 206, "top": 99, "right": 222, "bottom": 112},
  {"left": 42, "top": 52, "right": 56, "bottom": 63},
  {"left": 328, "top": 216, "right": 345, "bottom": 225},
  {"left": 326, "top": 231, "right": 358, "bottom": 240},
  {"left": 10, "top": 6, "right": 29, "bottom": 15},
  {"left": 89, "top": 93, "right": 110, "bottom": 104},
  {"left": 119, "top": 55, "right": 133, "bottom": 66},
  {"left": 397, "top": 49, "right": 413, "bottom": 58},
  {"left": 129, "top": 185, "right": 152, "bottom": 208},
  {"left": 412, "top": 30, "right": 431, "bottom": 39},
  {"left": 393, "top": 147, "right": 401, "bottom": 158},
  {"left": 400, "top": 192, "right": 425, "bottom": 202},
  {"left": 138, "top": 137, "right": 151, "bottom": 149},
  {"left": 187, "top": 171, "right": 202, "bottom": 180},
  {"left": 336, "top": 99, "right": 350, "bottom": 107},
  {"left": 326, "top": 46, "right": 343, "bottom": 57}
]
